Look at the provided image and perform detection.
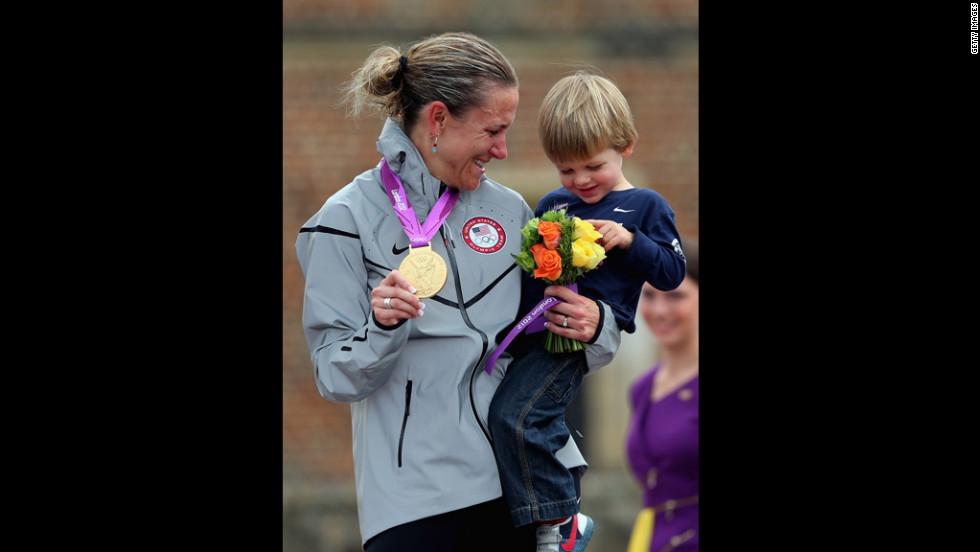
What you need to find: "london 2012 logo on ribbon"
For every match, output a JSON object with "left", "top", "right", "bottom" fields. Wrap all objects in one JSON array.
[{"left": 462, "top": 217, "right": 506, "bottom": 254}]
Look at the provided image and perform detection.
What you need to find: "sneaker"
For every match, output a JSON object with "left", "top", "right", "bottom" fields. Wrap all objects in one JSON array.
[{"left": 535, "top": 513, "right": 594, "bottom": 552}]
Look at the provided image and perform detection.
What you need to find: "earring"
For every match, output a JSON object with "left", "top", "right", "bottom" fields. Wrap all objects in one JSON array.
[{"left": 432, "top": 135, "right": 438, "bottom": 153}]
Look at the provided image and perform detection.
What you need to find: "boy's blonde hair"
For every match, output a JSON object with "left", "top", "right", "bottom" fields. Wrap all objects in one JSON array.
[{"left": 537, "top": 71, "right": 638, "bottom": 163}]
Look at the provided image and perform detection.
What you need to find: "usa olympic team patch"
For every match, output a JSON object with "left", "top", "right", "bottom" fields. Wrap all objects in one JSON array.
[{"left": 462, "top": 217, "right": 506, "bottom": 254}]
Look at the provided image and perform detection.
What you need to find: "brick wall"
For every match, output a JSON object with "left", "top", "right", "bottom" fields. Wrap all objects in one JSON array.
[{"left": 284, "top": 0, "right": 699, "bottom": 31}]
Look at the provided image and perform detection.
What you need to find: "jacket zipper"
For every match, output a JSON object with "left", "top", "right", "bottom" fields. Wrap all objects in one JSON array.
[
  {"left": 439, "top": 225, "right": 493, "bottom": 444},
  {"left": 397, "top": 380, "right": 412, "bottom": 468}
]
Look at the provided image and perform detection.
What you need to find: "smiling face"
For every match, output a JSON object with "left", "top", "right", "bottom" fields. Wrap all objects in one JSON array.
[
  {"left": 639, "top": 276, "right": 699, "bottom": 350},
  {"left": 425, "top": 85, "right": 519, "bottom": 192},
  {"left": 554, "top": 143, "right": 634, "bottom": 204}
]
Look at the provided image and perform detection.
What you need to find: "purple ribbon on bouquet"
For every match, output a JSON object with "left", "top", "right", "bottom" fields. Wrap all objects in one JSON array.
[{"left": 483, "top": 283, "right": 577, "bottom": 375}]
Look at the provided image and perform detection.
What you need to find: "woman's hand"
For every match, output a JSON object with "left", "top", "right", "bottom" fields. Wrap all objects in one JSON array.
[
  {"left": 541, "top": 285, "right": 600, "bottom": 342},
  {"left": 371, "top": 270, "right": 425, "bottom": 326},
  {"left": 587, "top": 219, "right": 634, "bottom": 252}
]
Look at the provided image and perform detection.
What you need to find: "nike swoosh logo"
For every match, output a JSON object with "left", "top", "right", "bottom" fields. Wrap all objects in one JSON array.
[
  {"left": 561, "top": 515, "right": 578, "bottom": 551},
  {"left": 613, "top": 207, "right": 635, "bottom": 213},
  {"left": 392, "top": 243, "right": 409, "bottom": 255}
]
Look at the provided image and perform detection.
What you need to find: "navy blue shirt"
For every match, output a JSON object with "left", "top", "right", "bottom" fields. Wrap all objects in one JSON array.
[{"left": 522, "top": 187, "right": 687, "bottom": 334}]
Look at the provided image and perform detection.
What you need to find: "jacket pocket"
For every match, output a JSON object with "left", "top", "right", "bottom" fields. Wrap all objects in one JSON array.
[{"left": 397, "top": 380, "right": 412, "bottom": 468}]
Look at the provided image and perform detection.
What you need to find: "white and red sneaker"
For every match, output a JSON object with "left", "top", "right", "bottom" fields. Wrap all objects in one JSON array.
[{"left": 535, "top": 513, "right": 594, "bottom": 552}]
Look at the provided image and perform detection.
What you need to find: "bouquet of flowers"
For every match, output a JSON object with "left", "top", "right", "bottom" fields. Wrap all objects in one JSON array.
[{"left": 513, "top": 208, "right": 606, "bottom": 353}]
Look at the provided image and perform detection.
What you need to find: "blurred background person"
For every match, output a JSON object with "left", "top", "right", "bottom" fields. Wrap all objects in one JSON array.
[{"left": 624, "top": 237, "right": 698, "bottom": 552}]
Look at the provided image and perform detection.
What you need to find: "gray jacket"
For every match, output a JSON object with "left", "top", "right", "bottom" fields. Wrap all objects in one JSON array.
[{"left": 295, "top": 118, "right": 621, "bottom": 544}]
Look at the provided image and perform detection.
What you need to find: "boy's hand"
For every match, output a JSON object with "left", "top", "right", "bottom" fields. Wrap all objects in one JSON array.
[{"left": 587, "top": 219, "right": 634, "bottom": 252}]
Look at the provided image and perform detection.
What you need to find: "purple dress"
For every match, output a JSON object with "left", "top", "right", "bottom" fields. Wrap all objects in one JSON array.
[{"left": 625, "top": 362, "right": 699, "bottom": 551}]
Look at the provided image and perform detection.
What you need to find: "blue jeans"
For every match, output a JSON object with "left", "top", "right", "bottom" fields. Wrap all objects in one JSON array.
[{"left": 488, "top": 344, "right": 587, "bottom": 527}]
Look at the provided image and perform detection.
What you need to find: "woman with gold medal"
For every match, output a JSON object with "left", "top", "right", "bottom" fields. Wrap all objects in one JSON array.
[{"left": 295, "top": 33, "right": 624, "bottom": 552}]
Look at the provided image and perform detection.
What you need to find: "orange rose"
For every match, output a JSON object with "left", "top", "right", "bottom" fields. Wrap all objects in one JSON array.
[
  {"left": 537, "top": 221, "right": 562, "bottom": 250},
  {"left": 531, "top": 243, "right": 562, "bottom": 281}
]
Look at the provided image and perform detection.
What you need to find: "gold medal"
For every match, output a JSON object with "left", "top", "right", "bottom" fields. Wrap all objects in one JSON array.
[{"left": 398, "top": 245, "right": 448, "bottom": 298}]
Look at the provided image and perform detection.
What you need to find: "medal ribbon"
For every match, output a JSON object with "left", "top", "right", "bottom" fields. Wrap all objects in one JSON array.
[
  {"left": 381, "top": 158, "right": 459, "bottom": 248},
  {"left": 483, "top": 283, "right": 578, "bottom": 375}
]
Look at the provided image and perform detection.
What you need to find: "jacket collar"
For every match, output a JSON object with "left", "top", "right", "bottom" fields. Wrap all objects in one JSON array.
[{"left": 375, "top": 118, "right": 442, "bottom": 214}]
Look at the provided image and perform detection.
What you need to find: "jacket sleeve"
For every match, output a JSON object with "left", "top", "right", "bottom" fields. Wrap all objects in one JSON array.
[
  {"left": 583, "top": 300, "right": 621, "bottom": 375},
  {"left": 296, "top": 200, "right": 410, "bottom": 403}
]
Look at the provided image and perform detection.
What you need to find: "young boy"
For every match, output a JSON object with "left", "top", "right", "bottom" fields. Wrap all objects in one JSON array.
[{"left": 487, "top": 71, "right": 688, "bottom": 552}]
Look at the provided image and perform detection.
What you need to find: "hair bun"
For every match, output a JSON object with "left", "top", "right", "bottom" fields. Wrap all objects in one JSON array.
[{"left": 392, "top": 55, "right": 408, "bottom": 88}]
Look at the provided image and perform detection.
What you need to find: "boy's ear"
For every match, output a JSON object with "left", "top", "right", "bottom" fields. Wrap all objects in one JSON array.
[{"left": 621, "top": 141, "right": 635, "bottom": 158}]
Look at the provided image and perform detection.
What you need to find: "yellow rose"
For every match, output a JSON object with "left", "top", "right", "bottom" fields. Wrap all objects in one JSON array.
[
  {"left": 572, "top": 218, "right": 603, "bottom": 243},
  {"left": 571, "top": 238, "right": 606, "bottom": 269}
]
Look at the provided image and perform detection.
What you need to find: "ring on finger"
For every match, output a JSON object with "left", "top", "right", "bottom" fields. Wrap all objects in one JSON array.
[
  {"left": 562, "top": 316, "right": 568, "bottom": 328},
  {"left": 384, "top": 297, "right": 392, "bottom": 309}
]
